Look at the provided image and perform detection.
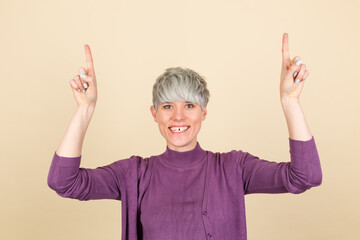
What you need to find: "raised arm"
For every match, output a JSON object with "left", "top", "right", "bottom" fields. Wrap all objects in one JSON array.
[
  {"left": 280, "top": 33, "right": 312, "bottom": 141},
  {"left": 48, "top": 46, "right": 125, "bottom": 200},
  {"left": 241, "top": 34, "right": 322, "bottom": 194},
  {"left": 56, "top": 45, "right": 98, "bottom": 157}
]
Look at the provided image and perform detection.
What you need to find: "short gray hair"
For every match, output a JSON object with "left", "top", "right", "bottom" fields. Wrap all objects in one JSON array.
[{"left": 152, "top": 67, "right": 210, "bottom": 111}]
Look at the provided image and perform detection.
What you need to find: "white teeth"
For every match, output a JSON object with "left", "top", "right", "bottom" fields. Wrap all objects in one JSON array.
[{"left": 170, "top": 126, "right": 189, "bottom": 133}]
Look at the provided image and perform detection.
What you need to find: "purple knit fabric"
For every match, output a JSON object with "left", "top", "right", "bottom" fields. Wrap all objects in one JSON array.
[{"left": 48, "top": 136, "right": 322, "bottom": 240}]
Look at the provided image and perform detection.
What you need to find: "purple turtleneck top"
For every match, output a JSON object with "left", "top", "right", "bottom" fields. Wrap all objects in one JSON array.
[{"left": 48, "top": 137, "right": 322, "bottom": 240}]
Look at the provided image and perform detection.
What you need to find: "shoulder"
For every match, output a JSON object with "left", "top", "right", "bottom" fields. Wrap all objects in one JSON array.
[
  {"left": 106, "top": 154, "right": 158, "bottom": 178},
  {"left": 206, "top": 148, "right": 261, "bottom": 172},
  {"left": 204, "top": 149, "right": 254, "bottom": 179},
  {"left": 206, "top": 148, "right": 250, "bottom": 163}
]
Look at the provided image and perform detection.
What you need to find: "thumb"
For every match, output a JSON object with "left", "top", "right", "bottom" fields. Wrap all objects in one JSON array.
[{"left": 290, "top": 78, "right": 305, "bottom": 98}]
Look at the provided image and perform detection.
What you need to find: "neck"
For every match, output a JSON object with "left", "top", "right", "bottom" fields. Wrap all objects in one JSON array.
[{"left": 159, "top": 142, "right": 207, "bottom": 169}]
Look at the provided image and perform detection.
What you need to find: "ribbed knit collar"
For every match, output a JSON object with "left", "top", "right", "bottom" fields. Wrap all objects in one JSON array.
[{"left": 159, "top": 142, "right": 207, "bottom": 169}]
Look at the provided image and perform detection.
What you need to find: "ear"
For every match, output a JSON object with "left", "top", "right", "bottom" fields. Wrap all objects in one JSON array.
[
  {"left": 202, "top": 107, "right": 208, "bottom": 121},
  {"left": 150, "top": 105, "right": 158, "bottom": 122}
]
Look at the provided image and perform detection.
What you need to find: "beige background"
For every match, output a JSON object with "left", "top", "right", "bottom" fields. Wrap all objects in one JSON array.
[{"left": 1, "top": 0, "right": 359, "bottom": 239}]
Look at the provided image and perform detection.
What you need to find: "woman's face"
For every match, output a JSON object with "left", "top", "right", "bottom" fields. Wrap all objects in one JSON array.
[{"left": 150, "top": 101, "right": 207, "bottom": 152}]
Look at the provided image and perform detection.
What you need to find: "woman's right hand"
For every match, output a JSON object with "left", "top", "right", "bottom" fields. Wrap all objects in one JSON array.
[{"left": 69, "top": 45, "right": 98, "bottom": 108}]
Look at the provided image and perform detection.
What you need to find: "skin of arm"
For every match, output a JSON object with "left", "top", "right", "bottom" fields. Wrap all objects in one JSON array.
[
  {"left": 281, "top": 98, "right": 312, "bottom": 141},
  {"left": 56, "top": 45, "right": 98, "bottom": 157},
  {"left": 279, "top": 33, "right": 312, "bottom": 141},
  {"left": 56, "top": 105, "right": 95, "bottom": 157}
]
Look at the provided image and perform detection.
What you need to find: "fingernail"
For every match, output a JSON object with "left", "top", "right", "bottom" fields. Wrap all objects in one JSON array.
[
  {"left": 295, "top": 79, "right": 300, "bottom": 84},
  {"left": 83, "top": 89, "right": 86, "bottom": 94},
  {"left": 293, "top": 72, "right": 298, "bottom": 78},
  {"left": 83, "top": 83, "right": 88, "bottom": 89},
  {"left": 80, "top": 74, "right": 87, "bottom": 79},
  {"left": 296, "top": 59, "right": 302, "bottom": 66},
  {"left": 78, "top": 89, "right": 81, "bottom": 92}
]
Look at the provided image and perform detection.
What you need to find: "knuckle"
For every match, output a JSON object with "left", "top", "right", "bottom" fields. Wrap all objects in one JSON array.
[
  {"left": 290, "top": 64, "right": 299, "bottom": 71},
  {"left": 292, "top": 57, "right": 302, "bottom": 65}
]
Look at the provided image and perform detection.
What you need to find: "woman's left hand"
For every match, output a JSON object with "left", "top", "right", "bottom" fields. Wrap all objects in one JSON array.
[{"left": 280, "top": 33, "right": 310, "bottom": 101}]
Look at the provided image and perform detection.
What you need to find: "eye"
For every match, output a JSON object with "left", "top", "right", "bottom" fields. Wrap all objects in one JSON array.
[
  {"left": 163, "top": 105, "right": 172, "bottom": 109},
  {"left": 185, "top": 103, "right": 195, "bottom": 108}
]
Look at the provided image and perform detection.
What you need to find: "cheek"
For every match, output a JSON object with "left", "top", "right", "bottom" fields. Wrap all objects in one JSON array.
[
  {"left": 189, "top": 114, "right": 204, "bottom": 126},
  {"left": 157, "top": 115, "right": 170, "bottom": 126}
]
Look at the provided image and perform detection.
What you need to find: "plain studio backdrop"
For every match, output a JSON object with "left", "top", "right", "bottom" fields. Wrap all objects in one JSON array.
[{"left": 1, "top": 0, "right": 359, "bottom": 239}]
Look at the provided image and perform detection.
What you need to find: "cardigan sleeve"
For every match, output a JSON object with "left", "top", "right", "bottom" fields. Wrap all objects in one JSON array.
[
  {"left": 47, "top": 151, "right": 125, "bottom": 201},
  {"left": 240, "top": 136, "right": 322, "bottom": 194}
]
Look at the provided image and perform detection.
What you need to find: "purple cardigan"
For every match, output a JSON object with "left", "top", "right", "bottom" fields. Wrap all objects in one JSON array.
[{"left": 48, "top": 137, "right": 322, "bottom": 240}]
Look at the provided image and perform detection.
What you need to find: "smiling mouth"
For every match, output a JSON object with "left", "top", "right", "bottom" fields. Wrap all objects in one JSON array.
[{"left": 169, "top": 126, "right": 190, "bottom": 133}]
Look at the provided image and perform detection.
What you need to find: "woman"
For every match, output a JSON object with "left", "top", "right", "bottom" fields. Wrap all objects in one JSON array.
[{"left": 48, "top": 33, "right": 322, "bottom": 240}]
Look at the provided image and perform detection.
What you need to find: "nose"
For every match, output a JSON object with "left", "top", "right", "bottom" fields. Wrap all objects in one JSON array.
[{"left": 173, "top": 106, "right": 185, "bottom": 121}]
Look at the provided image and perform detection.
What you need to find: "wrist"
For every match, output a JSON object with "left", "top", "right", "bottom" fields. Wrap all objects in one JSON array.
[
  {"left": 281, "top": 96, "right": 300, "bottom": 108},
  {"left": 77, "top": 103, "right": 95, "bottom": 111},
  {"left": 77, "top": 104, "right": 95, "bottom": 120}
]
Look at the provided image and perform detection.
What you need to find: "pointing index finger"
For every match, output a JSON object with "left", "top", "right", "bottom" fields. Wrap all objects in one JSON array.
[
  {"left": 282, "top": 33, "right": 290, "bottom": 68},
  {"left": 84, "top": 44, "right": 95, "bottom": 76}
]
